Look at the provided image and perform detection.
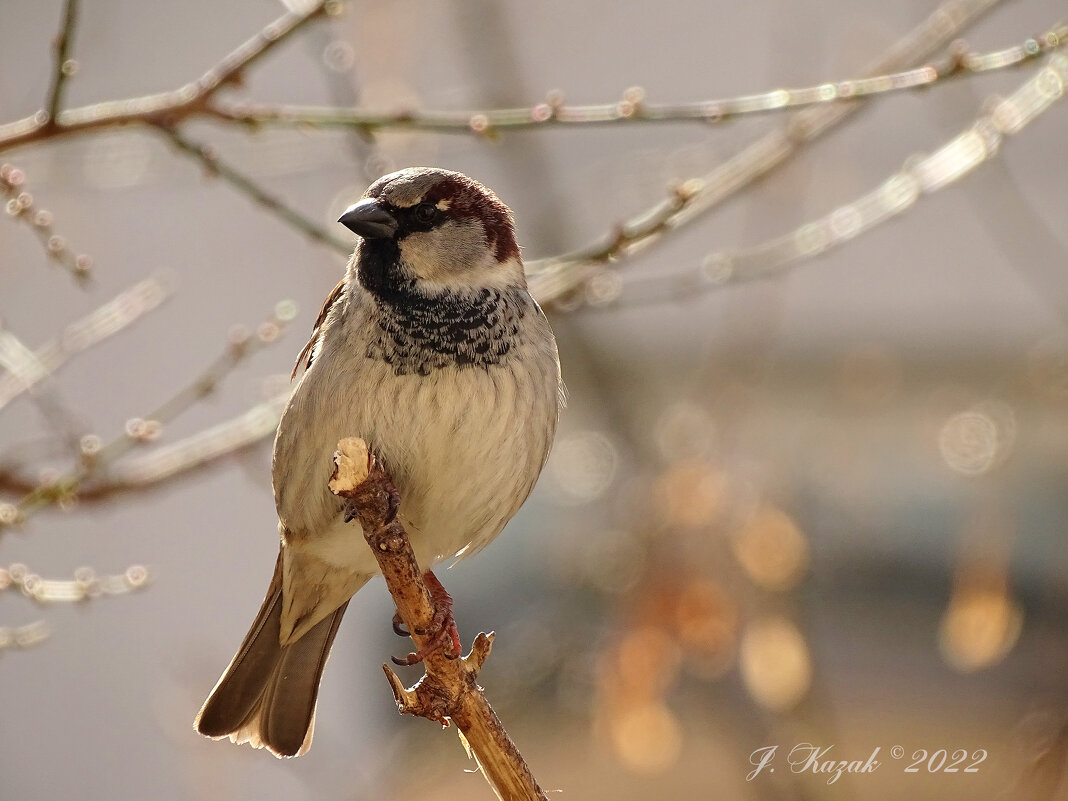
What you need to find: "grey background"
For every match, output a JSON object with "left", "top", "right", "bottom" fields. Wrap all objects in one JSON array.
[{"left": 1, "top": 1, "right": 1065, "bottom": 800}]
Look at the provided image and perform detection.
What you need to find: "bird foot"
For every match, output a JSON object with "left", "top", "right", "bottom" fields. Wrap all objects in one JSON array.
[{"left": 391, "top": 569, "right": 462, "bottom": 666}]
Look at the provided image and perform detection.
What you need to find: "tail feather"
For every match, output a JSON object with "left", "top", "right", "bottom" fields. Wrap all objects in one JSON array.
[
  {"left": 259, "top": 603, "right": 347, "bottom": 756},
  {"left": 195, "top": 554, "right": 350, "bottom": 758}
]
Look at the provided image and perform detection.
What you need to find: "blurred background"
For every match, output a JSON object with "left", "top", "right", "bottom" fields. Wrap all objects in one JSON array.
[{"left": 0, "top": 1, "right": 1065, "bottom": 799}]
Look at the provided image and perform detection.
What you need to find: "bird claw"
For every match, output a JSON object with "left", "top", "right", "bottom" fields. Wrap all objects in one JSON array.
[
  {"left": 390, "top": 621, "right": 461, "bottom": 665},
  {"left": 391, "top": 651, "right": 424, "bottom": 667},
  {"left": 342, "top": 499, "right": 358, "bottom": 523},
  {"left": 390, "top": 569, "right": 462, "bottom": 665},
  {"left": 392, "top": 611, "right": 410, "bottom": 637}
]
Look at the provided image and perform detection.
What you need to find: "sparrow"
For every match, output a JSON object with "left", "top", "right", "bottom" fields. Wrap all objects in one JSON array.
[{"left": 194, "top": 167, "right": 563, "bottom": 757}]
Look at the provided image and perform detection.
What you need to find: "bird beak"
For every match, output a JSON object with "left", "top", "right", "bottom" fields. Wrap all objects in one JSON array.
[{"left": 337, "top": 199, "right": 398, "bottom": 239}]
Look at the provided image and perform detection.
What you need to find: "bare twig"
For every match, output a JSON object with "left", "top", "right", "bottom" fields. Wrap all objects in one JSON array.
[
  {"left": 1, "top": 163, "right": 94, "bottom": 283},
  {"left": 212, "top": 22, "right": 1067, "bottom": 134},
  {"left": 0, "top": 0, "right": 1042, "bottom": 294},
  {"left": 1, "top": 561, "right": 148, "bottom": 605},
  {"left": 0, "top": 560, "right": 146, "bottom": 652},
  {"left": 0, "top": 302, "right": 295, "bottom": 533},
  {"left": 2, "top": 9, "right": 1058, "bottom": 153},
  {"left": 0, "top": 391, "right": 286, "bottom": 505},
  {"left": 0, "top": 276, "right": 171, "bottom": 413},
  {"left": 329, "top": 438, "right": 547, "bottom": 801},
  {"left": 570, "top": 52, "right": 1068, "bottom": 309},
  {"left": 44, "top": 0, "right": 80, "bottom": 127},
  {"left": 525, "top": 0, "right": 1010, "bottom": 304},
  {"left": 0, "top": 325, "right": 86, "bottom": 454},
  {"left": 0, "top": 329, "right": 55, "bottom": 411},
  {"left": 161, "top": 129, "right": 351, "bottom": 253},
  {"left": 0, "top": 0, "right": 337, "bottom": 153},
  {"left": 0, "top": 620, "right": 50, "bottom": 653}
]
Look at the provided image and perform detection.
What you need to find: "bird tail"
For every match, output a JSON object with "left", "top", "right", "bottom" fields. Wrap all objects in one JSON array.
[{"left": 194, "top": 555, "right": 349, "bottom": 758}]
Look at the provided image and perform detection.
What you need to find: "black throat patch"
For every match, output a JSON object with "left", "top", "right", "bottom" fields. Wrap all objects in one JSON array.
[{"left": 357, "top": 241, "right": 526, "bottom": 375}]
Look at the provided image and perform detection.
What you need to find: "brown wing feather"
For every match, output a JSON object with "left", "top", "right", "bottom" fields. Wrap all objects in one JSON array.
[
  {"left": 194, "top": 552, "right": 352, "bottom": 758},
  {"left": 291, "top": 279, "right": 346, "bottom": 379}
]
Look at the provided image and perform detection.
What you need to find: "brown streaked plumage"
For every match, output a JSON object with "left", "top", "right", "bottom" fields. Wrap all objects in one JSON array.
[
  {"left": 195, "top": 168, "right": 562, "bottom": 757},
  {"left": 194, "top": 556, "right": 348, "bottom": 757},
  {"left": 291, "top": 278, "right": 344, "bottom": 379}
]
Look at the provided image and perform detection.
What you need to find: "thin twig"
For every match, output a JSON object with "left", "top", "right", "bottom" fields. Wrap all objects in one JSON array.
[
  {"left": 44, "top": 0, "right": 79, "bottom": 126},
  {"left": 1, "top": 561, "right": 148, "bottom": 605},
  {"left": 0, "top": 0, "right": 1038, "bottom": 291},
  {"left": 211, "top": 22, "right": 1067, "bottom": 135},
  {"left": 0, "top": 0, "right": 336, "bottom": 153},
  {"left": 0, "top": 325, "right": 86, "bottom": 455},
  {"left": 0, "top": 393, "right": 286, "bottom": 505},
  {"left": 570, "top": 52, "right": 1068, "bottom": 309},
  {"left": 0, "top": 276, "right": 171, "bottom": 413},
  {"left": 161, "top": 129, "right": 351, "bottom": 254},
  {"left": 1, "top": 163, "right": 94, "bottom": 284},
  {"left": 0, "top": 302, "right": 295, "bottom": 533},
  {"left": 0, "top": 620, "right": 50, "bottom": 653},
  {"left": 2, "top": 11, "right": 1058, "bottom": 153},
  {"left": 526, "top": 0, "right": 1010, "bottom": 305},
  {"left": 329, "top": 438, "right": 547, "bottom": 801}
]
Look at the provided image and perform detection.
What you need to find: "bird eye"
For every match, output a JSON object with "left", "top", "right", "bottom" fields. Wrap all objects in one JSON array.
[{"left": 414, "top": 202, "right": 438, "bottom": 224}]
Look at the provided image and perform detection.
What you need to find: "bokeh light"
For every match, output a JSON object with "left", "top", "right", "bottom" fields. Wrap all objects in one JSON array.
[
  {"left": 653, "top": 401, "right": 716, "bottom": 460},
  {"left": 598, "top": 625, "right": 685, "bottom": 775},
  {"left": 740, "top": 616, "right": 812, "bottom": 711},
  {"left": 546, "top": 430, "right": 619, "bottom": 504},
  {"left": 671, "top": 580, "right": 737, "bottom": 678},
  {"left": 654, "top": 459, "right": 727, "bottom": 529},
  {"left": 84, "top": 132, "right": 153, "bottom": 189},
  {"left": 939, "top": 564, "right": 1024, "bottom": 672},
  {"left": 731, "top": 507, "right": 809, "bottom": 591},
  {"left": 609, "top": 701, "right": 683, "bottom": 775},
  {"left": 615, "top": 625, "right": 681, "bottom": 698},
  {"left": 938, "top": 401, "right": 1016, "bottom": 475}
]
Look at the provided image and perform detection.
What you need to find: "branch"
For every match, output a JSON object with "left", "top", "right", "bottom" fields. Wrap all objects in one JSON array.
[
  {"left": 0, "top": 561, "right": 146, "bottom": 654},
  {"left": 0, "top": 301, "right": 295, "bottom": 533},
  {"left": 0, "top": 275, "right": 171, "bottom": 413},
  {"left": 525, "top": 0, "right": 1010, "bottom": 304},
  {"left": 211, "top": 22, "right": 1067, "bottom": 134},
  {"left": 569, "top": 52, "right": 1068, "bottom": 309},
  {"left": 161, "top": 129, "right": 351, "bottom": 254},
  {"left": 0, "top": 0, "right": 337, "bottom": 153},
  {"left": 1, "top": 561, "right": 148, "bottom": 605},
  {"left": 329, "top": 438, "right": 547, "bottom": 801},
  {"left": 0, "top": 326, "right": 85, "bottom": 455},
  {"left": 0, "top": 620, "right": 50, "bottom": 654},
  {"left": 3, "top": 9, "right": 1058, "bottom": 153},
  {"left": 44, "top": 0, "right": 79, "bottom": 126},
  {"left": 0, "top": 0, "right": 1039, "bottom": 282},
  {"left": 1, "top": 163, "right": 94, "bottom": 284},
  {"left": 0, "top": 392, "right": 287, "bottom": 505}
]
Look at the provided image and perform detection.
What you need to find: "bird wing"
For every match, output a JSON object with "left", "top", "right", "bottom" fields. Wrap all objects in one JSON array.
[{"left": 291, "top": 278, "right": 345, "bottom": 379}]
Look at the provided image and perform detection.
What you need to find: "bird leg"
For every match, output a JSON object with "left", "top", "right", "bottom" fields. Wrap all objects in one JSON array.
[{"left": 391, "top": 569, "right": 462, "bottom": 666}]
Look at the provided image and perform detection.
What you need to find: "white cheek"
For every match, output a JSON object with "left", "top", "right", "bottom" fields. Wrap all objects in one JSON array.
[{"left": 399, "top": 220, "right": 486, "bottom": 279}]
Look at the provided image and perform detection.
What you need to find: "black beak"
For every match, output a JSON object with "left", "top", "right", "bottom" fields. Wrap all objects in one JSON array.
[{"left": 338, "top": 198, "right": 398, "bottom": 239}]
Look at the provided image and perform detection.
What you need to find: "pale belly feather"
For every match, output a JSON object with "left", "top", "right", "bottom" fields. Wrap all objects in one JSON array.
[{"left": 270, "top": 297, "right": 558, "bottom": 641}]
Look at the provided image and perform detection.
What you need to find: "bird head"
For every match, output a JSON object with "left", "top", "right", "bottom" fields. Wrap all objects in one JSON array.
[{"left": 339, "top": 168, "right": 524, "bottom": 300}]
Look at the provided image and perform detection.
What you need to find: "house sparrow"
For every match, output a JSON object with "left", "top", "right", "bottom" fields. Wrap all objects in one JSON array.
[{"left": 194, "top": 167, "right": 562, "bottom": 757}]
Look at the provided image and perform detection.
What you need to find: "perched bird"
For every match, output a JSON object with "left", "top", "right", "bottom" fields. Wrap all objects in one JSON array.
[{"left": 194, "top": 167, "right": 563, "bottom": 757}]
